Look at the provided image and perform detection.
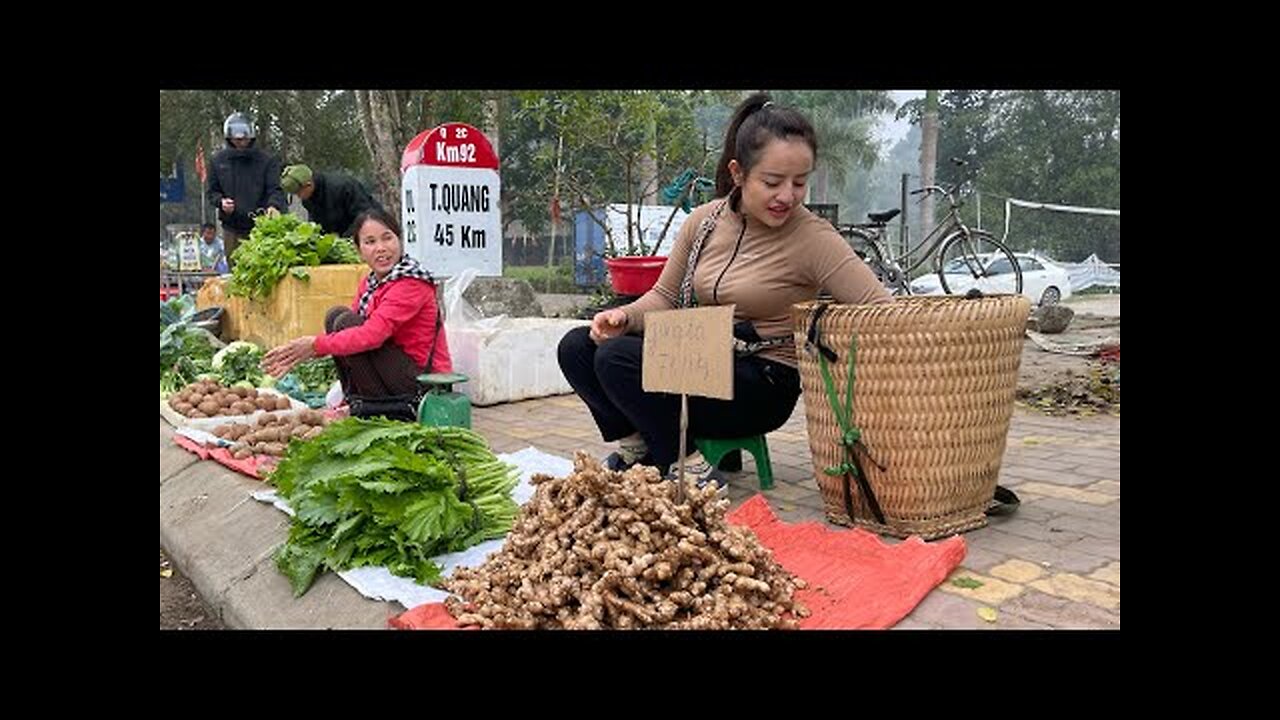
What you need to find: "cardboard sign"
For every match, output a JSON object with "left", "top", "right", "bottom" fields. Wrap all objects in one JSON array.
[
  {"left": 178, "top": 232, "right": 201, "bottom": 272},
  {"left": 642, "top": 305, "right": 734, "bottom": 400}
]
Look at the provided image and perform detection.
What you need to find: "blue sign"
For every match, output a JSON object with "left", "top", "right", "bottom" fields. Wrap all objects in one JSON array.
[
  {"left": 574, "top": 209, "right": 607, "bottom": 287},
  {"left": 159, "top": 165, "right": 185, "bottom": 203}
]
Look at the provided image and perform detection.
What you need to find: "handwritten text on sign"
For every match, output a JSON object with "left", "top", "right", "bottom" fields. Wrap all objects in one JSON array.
[
  {"left": 642, "top": 305, "right": 734, "bottom": 400},
  {"left": 178, "top": 232, "right": 201, "bottom": 271}
]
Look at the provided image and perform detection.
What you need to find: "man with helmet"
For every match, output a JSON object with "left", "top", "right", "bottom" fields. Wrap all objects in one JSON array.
[{"left": 206, "top": 112, "right": 288, "bottom": 269}]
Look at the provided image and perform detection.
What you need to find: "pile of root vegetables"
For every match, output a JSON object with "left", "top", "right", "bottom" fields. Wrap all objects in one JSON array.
[
  {"left": 212, "top": 409, "right": 330, "bottom": 458},
  {"left": 443, "top": 452, "right": 809, "bottom": 630},
  {"left": 167, "top": 379, "right": 292, "bottom": 418}
]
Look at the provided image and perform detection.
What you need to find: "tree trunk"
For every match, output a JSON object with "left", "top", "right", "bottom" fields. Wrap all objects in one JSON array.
[
  {"left": 356, "top": 90, "right": 407, "bottom": 220},
  {"left": 282, "top": 91, "right": 306, "bottom": 162},
  {"left": 548, "top": 131, "right": 563, "bottom": 269},
  {"left": 623, "top": 156, "right": 636, "bottom": 254},
  {"left": 637, "top": 114, "right": 658, "bottom": 207},
  {"left": 813, "top": 166, "right": 829, "bottom": 203},
  {"left": 483, "top": 93, "right": 501, "bottom": 158},
  {"left": 919, "top": 89, "right": 940, "bottom": 242}
]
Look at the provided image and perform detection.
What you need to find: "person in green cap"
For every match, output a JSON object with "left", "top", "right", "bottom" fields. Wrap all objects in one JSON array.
[{"left": 280, "top": 164, "right": 384, "bottom": 238}]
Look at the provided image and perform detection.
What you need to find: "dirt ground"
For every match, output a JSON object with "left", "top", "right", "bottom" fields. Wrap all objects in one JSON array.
[
  {"left": 160, "top": 547, "right": 224, "bottom": 630},
  {"left": 1016, "top": 295, "right": 1120, "bottom": 414}
]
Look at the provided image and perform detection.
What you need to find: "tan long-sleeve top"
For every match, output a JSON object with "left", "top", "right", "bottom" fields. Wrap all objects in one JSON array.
[{"left": 620, "top": 200, "right": 892, "bottom": 368}]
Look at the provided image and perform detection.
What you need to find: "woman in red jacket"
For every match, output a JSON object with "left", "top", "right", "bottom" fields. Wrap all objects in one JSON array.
[{"left": 262, "top": 208, "right": 451, "bottom": 409}]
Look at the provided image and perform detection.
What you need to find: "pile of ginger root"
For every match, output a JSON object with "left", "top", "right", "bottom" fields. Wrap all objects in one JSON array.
[{"left": 443, "top": 452, "right": 809, "bottom": 629}]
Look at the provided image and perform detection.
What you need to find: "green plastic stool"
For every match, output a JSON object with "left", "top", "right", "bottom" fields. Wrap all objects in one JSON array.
[
  {"left": 417, "top": 372, "right": 472, "bottom": 429},
  {"left": 695, "top": 435, "right": 773, "bottom": 490}
]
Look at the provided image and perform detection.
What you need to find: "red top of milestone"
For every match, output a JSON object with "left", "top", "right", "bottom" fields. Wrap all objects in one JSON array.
[{"left": 401, "top": 123, "right": 499, "bottom": 172}]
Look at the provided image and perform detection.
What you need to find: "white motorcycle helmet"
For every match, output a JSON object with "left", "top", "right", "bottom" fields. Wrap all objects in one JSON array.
[{"left": 223, "top": 112, "right": 256, "bottom": 141}]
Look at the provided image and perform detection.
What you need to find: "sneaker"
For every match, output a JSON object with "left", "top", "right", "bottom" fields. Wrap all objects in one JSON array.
[
  {"left": 664, "top": 456, "right": 729, "bottom": 492},
  {"left": 696, "top": 468, "right": 729, "bottom": 492},
  {"left": 603, "top": 451, "right": 655, "bottom": 472},
  {"left": 984, "top": 485, "right": 1021, "bottom": 516}
]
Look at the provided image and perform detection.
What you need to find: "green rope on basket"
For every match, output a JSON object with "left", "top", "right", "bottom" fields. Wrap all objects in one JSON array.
[
  {"left": 815, "top": 331, "right": 886, "bottom": 524},
  {"left": 816, "top": 335, "right": 855, "bottom": 476}
]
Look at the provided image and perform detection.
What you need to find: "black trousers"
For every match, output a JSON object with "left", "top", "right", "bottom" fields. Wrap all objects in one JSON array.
[
  {"left": 557, "top": 325, "right": 801, "bottom": 468},
  {"left": 326, "top": 307, "right": 423, "bottom": 398}
]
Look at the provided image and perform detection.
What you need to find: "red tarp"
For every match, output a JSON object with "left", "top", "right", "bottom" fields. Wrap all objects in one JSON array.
[
  {"left": 390, "top": 494, "right": 965, "bottom": 630},
  {"left": 173, "top": 434, "right": 276, "bottom": 480}
]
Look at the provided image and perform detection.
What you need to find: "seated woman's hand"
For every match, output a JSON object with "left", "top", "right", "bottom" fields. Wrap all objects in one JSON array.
[
  {"left": 589, "top": 308, "right": 628, "bottom": 344},
  {"left": 262, "top": 335, "right": 317, "bottom": 378}
]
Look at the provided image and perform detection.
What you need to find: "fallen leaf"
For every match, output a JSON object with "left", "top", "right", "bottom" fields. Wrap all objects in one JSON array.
[
  {"left": 160, "top": 569, "right": 173, "bottom": 578},
  {"left": 951, "top": 576, "right": 984, "bottom": 589},
  {"left": 977, "top": 607, "right": 998, "bottom": 623}
]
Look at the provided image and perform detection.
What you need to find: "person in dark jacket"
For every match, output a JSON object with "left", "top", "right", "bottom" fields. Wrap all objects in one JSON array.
[
  {"left": 280, "top": 164, "right": 384, "bottom": 237},
  {"left": 206, "top": 112, "right": 288, "bottom": 269}
]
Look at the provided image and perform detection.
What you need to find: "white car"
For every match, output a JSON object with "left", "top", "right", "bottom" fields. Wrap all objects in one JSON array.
[{"left": 910, "top": 253, "right": 1073, "bottom": 306}]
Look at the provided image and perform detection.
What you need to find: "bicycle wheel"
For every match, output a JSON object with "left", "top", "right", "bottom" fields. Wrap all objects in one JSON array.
[
  {"left": 937, "top": 229, "right": 1022, "bottom": 296},
  {"left": 869, "top": 240, "right": 910, "bottom": 295},
  {"left": 848, "top": 233, "right": 907, "bottom": 295}
]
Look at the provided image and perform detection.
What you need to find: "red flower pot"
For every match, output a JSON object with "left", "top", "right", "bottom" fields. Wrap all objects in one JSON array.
[{"left": 605, "top": 256, "right": 668, "bottom": 295}]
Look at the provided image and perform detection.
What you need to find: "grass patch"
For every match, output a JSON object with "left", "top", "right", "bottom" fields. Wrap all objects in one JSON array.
[{"left": 504, "top": 264, "right": 579, "bottom": 294}]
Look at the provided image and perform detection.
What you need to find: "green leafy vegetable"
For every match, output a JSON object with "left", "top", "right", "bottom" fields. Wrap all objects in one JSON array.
[
  {"left": 227, "top": 213, "right": 361, "bottom": 300},
  {"left": 269, "top": 418, "right": 520, "bottom": 596},
  {"left": 160, "top": 297, "right": 218, "bottom": 395},
  {"left": 211, "top": 341, "right": 266, "bottom": 386}
]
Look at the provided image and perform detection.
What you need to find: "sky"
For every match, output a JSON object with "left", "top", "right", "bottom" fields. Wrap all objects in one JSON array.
[{"left": 873, "top": 90, "right": 925, "bottom": 151}]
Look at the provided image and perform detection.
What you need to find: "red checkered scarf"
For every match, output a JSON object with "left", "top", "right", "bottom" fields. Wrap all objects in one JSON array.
[{"left": 357, "top": 255, "right": 435, "bottom": 317}]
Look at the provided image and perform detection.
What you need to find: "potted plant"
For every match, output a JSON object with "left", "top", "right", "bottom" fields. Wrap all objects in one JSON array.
[
  {"left": 515, "top": 91, "right": 722, "bottom": 296},
  {"left": 602, "top": 169, "right": 714, "bottom": 294}
]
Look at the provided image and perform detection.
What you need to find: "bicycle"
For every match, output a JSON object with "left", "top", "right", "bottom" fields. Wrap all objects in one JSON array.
[{"left": 838, "top": 160, "right": 1022, "bottom": 297}]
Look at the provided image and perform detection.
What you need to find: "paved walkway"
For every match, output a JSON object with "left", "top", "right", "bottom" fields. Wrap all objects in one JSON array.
[{"left": 162, "top": 392, "right": 1118, "bottom": 629}]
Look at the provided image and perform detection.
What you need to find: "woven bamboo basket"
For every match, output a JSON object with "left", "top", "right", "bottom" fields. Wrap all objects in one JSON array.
[{"left": 792, "top": 295, "right": 1031, "bottom": 539}]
